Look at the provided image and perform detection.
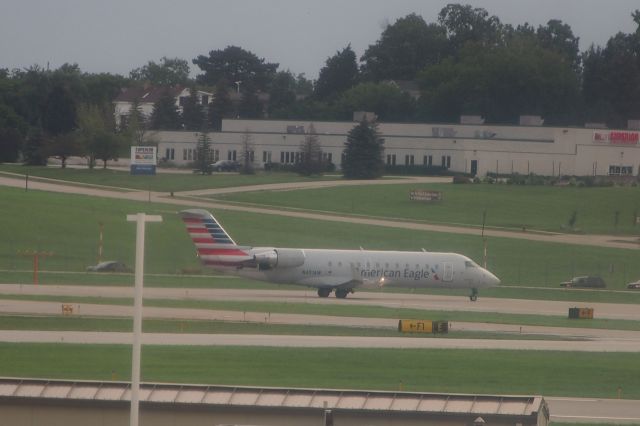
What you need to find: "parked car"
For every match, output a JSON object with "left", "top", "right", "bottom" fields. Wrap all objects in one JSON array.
[
  {"left": 86, "top": 261, "right": 131, "bottom": 273},
  {"left": 210, "top": 160, "right": 239, "bottom": 172},
  {"left": 627, "top": 280, "right": 640, "bottom": 289},
  {"left": 560, "top": 276, "right": 606, "bottom": 288}
]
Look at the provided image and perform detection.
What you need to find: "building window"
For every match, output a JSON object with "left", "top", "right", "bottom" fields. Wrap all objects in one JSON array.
[
  {"left": 165, "top": 148, "right": 174, "bottom": 160},
  {"left": 183, "top": 149, "right": 188, "bottom": 161},
  {"left": 263, "top": 151, "right": 272, "bottom": 163},
  {"left": 322, "top": 152, "right": 332, "bottom": 163},
  {"left": 228, "top": 150, "right": 237, "bottom": 161},
  {"left": 424, "top": 155, "right": 432, "bottom": 166},
  {"left": 405, "top": 155, "right": 414, "bottom": 166},
  {"left": 281, "top": 152, "right": 285, "bottom": 163},
  {"left": 285, "top": 152, "right": 290, "bottom": 163},
  {"left": 200, "top": 94, "right": 209, "bottom": 105},
  {"left": 187, "top": 149, "right": 193, "bottom": 161},
  {"left": 447, "top": 156, "right": 451, "bottom": 168},
  {"left": 442, "top": 155, "right": 451, "bottom": 169},
  {"left": 386, "top": 154, "right": 396, "bottom": 166},
  {"left": 213, "top": 149, "right": 219, "bottom": 162},
  {"left": 609, "top": 165, "right": 633, "bottom": 176}
]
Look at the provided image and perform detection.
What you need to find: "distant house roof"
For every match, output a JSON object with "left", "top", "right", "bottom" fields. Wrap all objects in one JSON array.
[{"left": 114, "top": 85, "right": 185, "bottom": 104}]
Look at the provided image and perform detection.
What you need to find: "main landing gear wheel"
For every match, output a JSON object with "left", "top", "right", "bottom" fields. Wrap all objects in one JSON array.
[
  {"left": 317, "top": 288, "right": 331, "bottom": 298},
  {"left": 335, "top": 288, "right": 349, "bottom": 299},
  {"left": 469, "top": 288, "right": 478, "bottom": 302}
]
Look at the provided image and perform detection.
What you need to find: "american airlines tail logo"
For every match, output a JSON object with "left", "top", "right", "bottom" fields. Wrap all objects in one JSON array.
[{"left": 180, "top": 210, "right": 250, "bottom": 266}]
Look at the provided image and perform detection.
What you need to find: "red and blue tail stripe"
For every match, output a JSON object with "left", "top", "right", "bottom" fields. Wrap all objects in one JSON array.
[{"left": 179, "top": 209, "right": 252, "bottom": 267}]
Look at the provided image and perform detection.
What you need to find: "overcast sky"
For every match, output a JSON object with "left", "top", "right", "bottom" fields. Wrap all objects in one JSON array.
[{"left": 1, "top": 0, "right": 638, "bottom": 79}]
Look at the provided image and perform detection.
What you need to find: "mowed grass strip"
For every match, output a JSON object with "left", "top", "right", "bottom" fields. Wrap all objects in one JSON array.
[
  {"left": 2, "top": 185, "right": 640, "bottom": 293},
  {"left": 216, "top": 183, "right": 640, "bottom": 235},
  {"left": 2, "top": 294, "right": 639, "bottom": 331},
  {"left": 0, "top": 315, "right": 572, "bottom": 340},
  {"left": 1, "top": 343, "right": 637, "bottom": 399}
]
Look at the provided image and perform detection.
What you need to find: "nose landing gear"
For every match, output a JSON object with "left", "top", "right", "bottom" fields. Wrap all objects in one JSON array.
[{"left": 469, "top": 288, "right": 478, "bottom": 301}]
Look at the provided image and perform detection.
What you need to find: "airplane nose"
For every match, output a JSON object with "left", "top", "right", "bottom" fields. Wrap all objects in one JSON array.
[
  {"left": 485, "top": 271, "right": 500, "bottom": 287},
  {"left": 478, "top": 269, "right": 500, "bottom": 287}
]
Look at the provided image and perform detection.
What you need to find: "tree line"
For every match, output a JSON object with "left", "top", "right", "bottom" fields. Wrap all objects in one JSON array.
[{"left": 1, "top": 4, "right": 639, "bottom": 165}]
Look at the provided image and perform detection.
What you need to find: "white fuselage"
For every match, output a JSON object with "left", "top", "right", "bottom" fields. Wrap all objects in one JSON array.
[{"left": 223, "top": 248, "right": 500, "bottom": 291}]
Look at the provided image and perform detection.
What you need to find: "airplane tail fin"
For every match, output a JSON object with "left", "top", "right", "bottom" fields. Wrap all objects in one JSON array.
[{"left": 179, "top": 209, "right": 252, "bottom": 267}]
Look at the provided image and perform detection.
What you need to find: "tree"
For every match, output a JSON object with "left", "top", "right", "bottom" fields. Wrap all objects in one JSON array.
[
  {"left": 46, "top": 131, "right": 85, "bottom": 168},
  {"left": 535, "top": 20, "right": 581, "bottom": 71},
  {"left": 314, "top": 45, "right": 359, "bottom": 100},
  {"left": 268, "top": 71, "right": 297, "bottom": 114},
  {"left": 417, "top": 36, "right": 581, "bottom": 125},
  {"left": 238, "top": 84, "right": 264, "bottom": 119},
  {"left": 207, "top": 79, "right": 233, "bottom": 131},
  {"left": 239, "top": 130, "right": 255, "bottom": 174},
  {"left": 361, "top": 14, "right": 448, "bottom": 81},
  {"left": 193, "top": 45, "right": 278, "bottom": 91},
  {"left": 582, "top": 11, "right": 640, "bottom": 127},
  {"left": 342, "top": 119, "right": 385, "bottom": 179},
  {"left": 130, "top": 57, "right": 190, "bottom": 86},
  {"left": 181, "top": 88, "right": 205, "bottom": 130},
  {"left": 149, "top": 91, "right": 182, "bottom": 130},
  {"left": 23, "top": 128, "right": 48, "bottom": 166},
  {"left": 124, "top": 98, "right": 148, "bottom": 146},
  {"left": 334, "top": 82, "right": 416, "bottom": 122},
  {"left": 0, "top": 103, "right": 27, "bottom": 162},
  {"left": 297, "top": 124, "right": 324, "bottom": 176},
  {"left": 437, "top": 4, "right": 504, "bottom": 53},
  {"left": 77, "top": 103, "right": 121, "bottom": 169},
  {"left": 43, "top": 84, "right": 76, "bottom": 137},
  {"left": 195, "top": 131, "right": 213, "bottom": 174}
]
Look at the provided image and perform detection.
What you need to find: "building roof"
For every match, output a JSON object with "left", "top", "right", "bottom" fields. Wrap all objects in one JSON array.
[{"left": 0, "top": 377, "right": 547, "bottom": 419}]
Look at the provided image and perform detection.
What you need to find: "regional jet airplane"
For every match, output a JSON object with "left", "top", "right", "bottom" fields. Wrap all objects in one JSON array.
[{"left": 180, "top": 209, "right": 500, "bottom": 300}]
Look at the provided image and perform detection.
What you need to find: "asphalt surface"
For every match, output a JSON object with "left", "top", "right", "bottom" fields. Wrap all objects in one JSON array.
[{"left": 2, "top": 284, "right": 640, "bottom": 321}]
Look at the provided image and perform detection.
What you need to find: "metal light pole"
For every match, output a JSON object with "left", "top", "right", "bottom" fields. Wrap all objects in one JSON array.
[{"left": 126, "top": 213, "right": 162, "bottom": 426}]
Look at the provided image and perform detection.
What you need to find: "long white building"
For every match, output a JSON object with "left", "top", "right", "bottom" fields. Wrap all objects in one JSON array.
[{"left": 152, "top": 118, "right": 640, "bottom": 177}]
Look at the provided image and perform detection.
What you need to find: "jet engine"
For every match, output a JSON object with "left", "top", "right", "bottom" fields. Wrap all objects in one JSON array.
[{"left": 253, "top": 248, "right": 305, "bottom": 269}]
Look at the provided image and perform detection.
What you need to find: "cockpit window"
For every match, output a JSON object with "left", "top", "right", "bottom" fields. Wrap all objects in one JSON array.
[{"left": 465, "top": 261, "right": 477, "bottom": 268}]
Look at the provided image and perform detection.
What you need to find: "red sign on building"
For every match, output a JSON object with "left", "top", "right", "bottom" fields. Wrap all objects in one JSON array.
[{"left": 593, "top": 131, "right": 639, "bottom": 145}]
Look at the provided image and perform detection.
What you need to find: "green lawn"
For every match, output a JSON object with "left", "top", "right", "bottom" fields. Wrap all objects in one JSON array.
[
  {"left": 0, "top": 315, "right": 573, "bottom": 340},
  {"left": 2, "top": 294, "right": 639, "bottom": 331},
  {"left": 0, "top": 164, "right": 335, "bottom": 192},
  {"left": 2, "top": 185, "right": 640, "bottom": 293},
  {"left": 1, "top": 343, "right": 638, "bottom": 399},
  {"left": 215, "top": 182, "right": 640, "bottom": 235}
]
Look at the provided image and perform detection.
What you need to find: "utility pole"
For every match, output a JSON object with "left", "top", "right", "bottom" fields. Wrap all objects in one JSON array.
[{"left": 126, "top": 213, "right": 162, "bottom": 426}]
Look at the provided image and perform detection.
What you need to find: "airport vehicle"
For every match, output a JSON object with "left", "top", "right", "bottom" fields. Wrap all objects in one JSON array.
[
  {"left": 180, "top": 209, "right": 500, "bottom": 300},
  {"left": 627, "top": 280, "right": 640, "bottom": 289},
  {"left": 560, "top": 276, "right": 606, "bottom": 288},
  {"left": 86, "top": 260, "right": 131, "bottom": 273},
  {"left": 210, "top": 160, "right": 240, "bottom": 172}
]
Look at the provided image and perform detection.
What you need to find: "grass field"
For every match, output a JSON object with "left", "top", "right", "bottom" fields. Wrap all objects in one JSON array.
[
  {"left": 0, "top": 315, "right": 575, "bottom": 340},
  {"left": 2, "top": 185, "right": 640, "bottom": 293},
  {"left": 1, "top": 343, "right": 638, "bottom": 399},
  {"left": 215, "top": 182, "right": 640, "bottom": 235},
  {"left": 0, "top": 164, "right": 334, "bottom": 192}
]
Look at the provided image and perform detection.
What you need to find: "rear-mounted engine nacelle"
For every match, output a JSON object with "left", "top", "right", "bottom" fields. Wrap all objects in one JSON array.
[{"left": 253, "top": 248, "right": 305, "bottom": 269}]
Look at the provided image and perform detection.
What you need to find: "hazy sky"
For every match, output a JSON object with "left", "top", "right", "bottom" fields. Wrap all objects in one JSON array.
[{"left": 1, "top": 0, "right": 638, "bottom": 79}]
